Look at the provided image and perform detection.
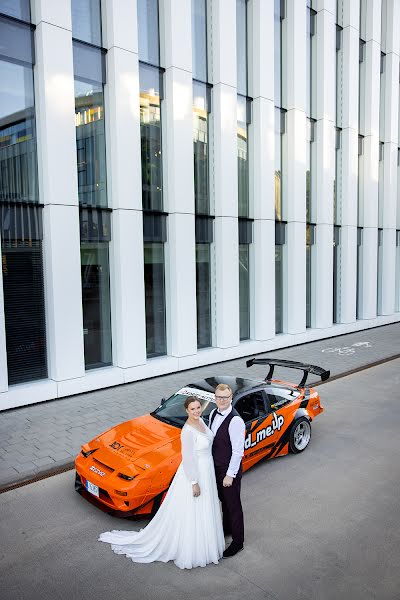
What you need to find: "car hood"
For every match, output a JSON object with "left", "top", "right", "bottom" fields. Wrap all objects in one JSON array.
[{"left": 91, "top": 414, "right": 181, "bottom": 471}]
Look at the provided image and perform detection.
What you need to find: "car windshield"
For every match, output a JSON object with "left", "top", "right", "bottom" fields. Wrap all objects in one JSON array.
[{"left": 152, "top": 387, "right": 216, "bottom": 428}]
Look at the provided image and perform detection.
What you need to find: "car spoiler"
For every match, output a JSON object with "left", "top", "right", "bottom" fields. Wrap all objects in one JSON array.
[{"left": 246, "top": 357, "right": 330, "bottom": 388}]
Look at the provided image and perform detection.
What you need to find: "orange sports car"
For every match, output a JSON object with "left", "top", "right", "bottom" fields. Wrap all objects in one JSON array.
[{"left": 75, "top": 359, "right": 329, "bottom": 517}]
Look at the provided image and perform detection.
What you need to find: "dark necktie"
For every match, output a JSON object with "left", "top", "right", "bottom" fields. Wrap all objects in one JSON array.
[{"left": 216, "top": 411, "right": 224, "bottom": 416}]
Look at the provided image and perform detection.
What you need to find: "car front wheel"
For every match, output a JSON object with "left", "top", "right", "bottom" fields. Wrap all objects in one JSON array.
[{"left": 289, "top": 417, "right": 311, "bottom": 454}]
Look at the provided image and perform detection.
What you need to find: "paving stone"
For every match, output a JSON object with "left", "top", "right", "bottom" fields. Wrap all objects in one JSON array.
[
  {"left": 32, "top": 457, "right": 56, "bottom": 468},
  {"left": 14, "top": 462, "right": 38, "bottom": 474}
]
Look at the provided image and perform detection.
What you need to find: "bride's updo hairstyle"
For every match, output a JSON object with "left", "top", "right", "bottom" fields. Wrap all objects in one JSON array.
[{"left": 184, "top": 396, "right": 201, "bottom": 410}]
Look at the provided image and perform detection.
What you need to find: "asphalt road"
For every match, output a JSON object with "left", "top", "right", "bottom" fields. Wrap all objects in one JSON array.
[{"left": 1, "top": 359, "right": 400, "bottom": 600}]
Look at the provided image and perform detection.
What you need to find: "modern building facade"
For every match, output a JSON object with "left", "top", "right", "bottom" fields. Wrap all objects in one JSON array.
[{"left": 0, "top": 0, "right": 399, "bottom": 411}]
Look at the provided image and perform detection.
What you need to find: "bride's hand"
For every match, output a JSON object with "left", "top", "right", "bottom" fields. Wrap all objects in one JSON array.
[{"left": 192, "top": 483, "right": 201, "bottom": 497}]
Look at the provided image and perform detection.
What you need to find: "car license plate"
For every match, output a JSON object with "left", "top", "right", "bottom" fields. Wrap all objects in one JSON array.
[{"left": 86, "top": 480, "right": 99, "bottom": 497}]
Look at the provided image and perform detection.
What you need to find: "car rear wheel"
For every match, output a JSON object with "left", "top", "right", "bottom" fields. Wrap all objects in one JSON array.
[{"left": 289, "top": 417, "right": 311, "bottom": 453}]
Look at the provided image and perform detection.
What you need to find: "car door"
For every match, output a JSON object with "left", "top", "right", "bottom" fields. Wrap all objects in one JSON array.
[{"left": 235, "top": 390, "right": 284, "bottom": 470}]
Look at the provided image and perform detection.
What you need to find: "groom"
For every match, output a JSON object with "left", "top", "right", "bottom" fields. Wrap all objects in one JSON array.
[{"left": 209, "top": 383, "right": 245, "bottom": 558}]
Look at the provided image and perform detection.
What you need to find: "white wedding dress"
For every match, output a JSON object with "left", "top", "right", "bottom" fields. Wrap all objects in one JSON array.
[{"left": 99, "top": 421, "right": 225, "bottom": 569}]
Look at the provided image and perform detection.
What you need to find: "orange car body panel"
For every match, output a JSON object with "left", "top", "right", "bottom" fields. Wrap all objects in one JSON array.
[{"left": 75, "top": 380, "right": 324, "bottom": 516}]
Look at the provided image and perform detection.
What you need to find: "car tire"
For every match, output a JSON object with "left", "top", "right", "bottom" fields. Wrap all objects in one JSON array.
[{"left": 289, "top": 417, "right": 311, "bottom": 454}]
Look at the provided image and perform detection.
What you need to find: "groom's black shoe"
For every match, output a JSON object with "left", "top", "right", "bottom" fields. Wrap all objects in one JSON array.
[{"left": 223, "top": 543, "right": 244, "bottom": 558}]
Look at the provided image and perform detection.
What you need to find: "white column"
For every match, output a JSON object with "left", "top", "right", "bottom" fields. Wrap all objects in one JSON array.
[
  {"left": 358, "top": 0, "right": 381, "bottom": 319},
  {"left": 103, "top": 1, "right": 146, "bottom": 368},
  {"left": 283, "top": 1, "right": 307, "bottom": 333},
  {"left": 0, "top": 232, "right": 8, "bottom": 392},
  {"left": 32, "top": 0, "right": 85, "bottom": 381},
  {"left": 160, "top": 0, "right": 197, "bottom": 356},
  {"left": 378, "top": 0, "right": 399, "bottom": 315},
  {"left": 338, "top": 226, "right": 357, "bottom": 322},
  {"left": 210, "top": 0, "right": 239, "bottom": 347},
  {"left": 248, "top": 0, "right": 275, "bottom": 340},
  {"left": 314, "top": 2, "right": 336, "bottom": 328}
]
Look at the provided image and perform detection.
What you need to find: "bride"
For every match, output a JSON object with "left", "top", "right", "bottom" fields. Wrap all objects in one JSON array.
[{"left": 99, "top": 396, "right": 225, "bottom": 569}]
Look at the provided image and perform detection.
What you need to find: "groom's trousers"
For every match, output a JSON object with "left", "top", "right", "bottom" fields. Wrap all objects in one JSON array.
[{"left": 215, "top": 465, "right": 244, "bottom": 547}]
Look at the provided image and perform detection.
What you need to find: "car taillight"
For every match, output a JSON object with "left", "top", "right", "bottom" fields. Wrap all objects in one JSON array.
[
  {"left": 81, "top": 448, "right": 97, "bottom": 458},
  {"left": 118, "top": 473, "right": 136, "bottom": 481},
  {"left": 115, "top": 490, "right": 128, "bottom": 496}
]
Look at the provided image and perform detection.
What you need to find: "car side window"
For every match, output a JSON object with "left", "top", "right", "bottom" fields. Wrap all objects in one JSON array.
[{"left": 234, "top": 391, "right": 266, "bottom": 423}]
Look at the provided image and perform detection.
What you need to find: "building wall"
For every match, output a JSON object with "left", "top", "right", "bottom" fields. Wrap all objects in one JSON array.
[{"left": 0, "top": 0, "right": 399, "bottom": 411}]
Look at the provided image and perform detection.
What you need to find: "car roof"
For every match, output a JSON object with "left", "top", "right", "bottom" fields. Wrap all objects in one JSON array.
[{"left": 187, "top": 376, "right": 298, "bottom": 396}]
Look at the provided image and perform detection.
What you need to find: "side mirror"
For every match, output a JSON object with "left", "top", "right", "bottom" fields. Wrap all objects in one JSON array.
[{"left": 161, "top": 397, "right": 166, "bottom": 405}]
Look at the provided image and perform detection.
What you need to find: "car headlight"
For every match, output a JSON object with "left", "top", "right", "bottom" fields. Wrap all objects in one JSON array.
[
  {"left": 81, "top": 448, "right": 98, "bottom": 458},
  {"left": 118, "top": 473, "right": 136, "bottom": 481}
]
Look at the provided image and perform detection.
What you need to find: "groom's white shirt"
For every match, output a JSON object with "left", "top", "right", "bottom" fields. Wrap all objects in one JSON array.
[{"left": 210, "top": 405, "right": 245, "bottom": 478}]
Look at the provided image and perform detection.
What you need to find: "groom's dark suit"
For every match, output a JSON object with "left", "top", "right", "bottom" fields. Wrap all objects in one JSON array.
[{"left": 210, "top": 408, "right": 244, "bottom": 549}]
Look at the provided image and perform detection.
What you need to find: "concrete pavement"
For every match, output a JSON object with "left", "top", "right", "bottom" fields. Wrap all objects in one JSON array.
[
  {"left": 0, "top": 322, "right": 399, "bottom": 491},
  {"left": 1, "top": 359, "right": 400, "bottom": 600}
]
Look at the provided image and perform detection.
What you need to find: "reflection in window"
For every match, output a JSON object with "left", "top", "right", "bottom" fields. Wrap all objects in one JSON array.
[
  {"left": 0, "top": 49, "right": 37, "bottom": 204},
  {"left": 356, "top": 227, "right": 362, "bottom": 318},
  {"left": 138, "top": 0, "right": 160, "bottom": 66},
  {"left": 306, "top": 224, "right": 315, "bottom": 328},
  {"left": 75, "top": 79, "right": 107, "bottom": 208},
  {"left": 306, "top": 7, "right": 317, "bottom": 119},
  {"left": 236, "top": 0, "right": 247, "bottom": 96},
  {"left": 275, "top": 245, "right": 283, "bottom": 333},
  {"left": 71, "top": 0, "right": 102, "bottom": 46},
  {"left": 396, "top": 231, "right": 400, "bottom": 312},
  {"left": 196, "top": 243, "right": 212, "bottom": 349},
  {"left": 274, "top": 0, "right": 282, "bottom": 108},
  {"left": 144, "top": 242, "right": 167, "bottom": 357},
  {"left": 192, "top": 0, "right": 207, "bottom": 83},
  {"left": 237, "top": 95, "right": 249, "bottom": 218},
  {"left": 275, "top": 108, "right": 285, "bottom": 220},
  {"left": 193, "top": 82, "right": 209, "bottom": 214},
  {"left": 239, "top": 244, "right": 250, "bottom": 340},
  {"left": 0, "top": 0, "right": 30, "bottom": 21},
  {"left": 81, "top": 243, "right": 112, "bottom": 369},
  {"left": 333, "top": 226, "right": 340, "bottom": 323},
  {"left": 140, "top": 63, "right": 163, "bottom": 211}
]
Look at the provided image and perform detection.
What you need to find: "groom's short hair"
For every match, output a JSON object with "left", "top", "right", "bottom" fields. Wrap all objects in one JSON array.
[{"left": 215, "top": 383, "right": 232, "bottom": 395}]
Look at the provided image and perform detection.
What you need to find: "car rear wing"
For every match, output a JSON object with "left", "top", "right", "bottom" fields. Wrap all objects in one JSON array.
[{"left": 246, "top": 357, "right": 330, "bottom": 388}]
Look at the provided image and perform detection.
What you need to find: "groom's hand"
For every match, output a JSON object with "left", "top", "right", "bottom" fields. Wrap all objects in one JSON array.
[{"left": 223, "top": 475, "right": 233, "bottom": 487}]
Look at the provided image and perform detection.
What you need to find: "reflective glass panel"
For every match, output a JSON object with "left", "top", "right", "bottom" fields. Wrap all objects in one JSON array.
[
  {"left": 192, "top": 0, "right": 207, "bottom": 82},
  {"left": 275, "top": 245, "right": 283, "bottom": 333},
  {"left": 306, "top": 225, "right": 313, "bottom": 328},
  {"left": 236, "top": 0, "right": 247, "bottom": 96},
  {"left": 2, "top": 240, "right": 47, "bottom": 385},
  {"left": 237, "top": 95, "right": 249, "bottom": 218},
  {"left": 71, "top": 0, "right": 102, "bottom": 46},
  {"left": 0, "top": 0, "right": 30, "bottom": 22},
  {"left": 140, "top": 63, "right": 163, "bottom": 210},
  {"left": 196, "top": 243, "right": 212, "bottom": 349},
  {"left": 144, "top": 242, "right": 167, "bottom": 357},
  {"left": 274, "top": 0, "right": 282, "bottom": 108},
  {"left": 75, "top": 79, "right": 107, "bottom": 208},
  {"left": 138, "top": 0, "right": 160, "bottom": 66},
  {"left": 274, "top": 108, "right": 283, "bottom": 220},
  {"left": 81, "top": 242, "right": 112, "bottom": 369},
  {"left": 0, "top": 59, "right": 38, "bottom": 203},
  {"left": 239, "top": 244, "right": 250, "bottom": 340},
  {"left": 193, "top": 82, "right": 209, "bottom": 214}
]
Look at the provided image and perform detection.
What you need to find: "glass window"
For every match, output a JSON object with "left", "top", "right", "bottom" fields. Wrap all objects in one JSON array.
[
  {"left": 140, "top": 63, "right": 163, "bottom": 211},
  {"left": 2, "top": 240, "right": 47, "bottom": 385},
  {"left": 237, "top": 95, "right": 249, "bottom": 218},
  {"left": 239, "top": 243, "right": 250, "bottom": 340},
  {"left": 275, "top": 245, "right": 283, "bottom": 333},
  {"left": 193, "top": 82, "right": 209, "bottom": 214},
  {"left": 138, "top": 0, "right": 160, "bottom": 66},
  {"left": 275, "top": 108, "right": 284, "bottom": 220},
  {"left": 307, "top": 8, "right": 317, "bottom": 119},
  {"left": 0, "top": 59, "right": 38, "bottom": 203},
  {"left": 192, "top": 0, "right": 207, "bottom": 83},
  {"left": 334, "top": 128, "right": 342, "bottom": 224},
  {"left": 71, "top": 0, "right": 102, "bottom": 46},
  {"left": 74, "top": 78, "right": 107, "bottom": 208},
  {"left": 333, "top": 225, "right": 340, "bottom": 323},
  {"left": 144, "top": 242, "right": 167, "bottom": 357},
  {"left": 377, "top": 229, "right": 383, "bottom": 314},
  {"left": 395, "top": 231, "right": 400, "bottom": 312},
  {"left": 81, "top": 242, "right": 112, "bottom": 369},
  {"left": 0, "top": 0, "right": 30, "bottom": 22},
  {"left": 236, "top": 0, "right": 247, "bottom": 96},
  {"left": 196, "top": 243, "right": 212, "bottom": 349},
  {"left": 274, "top": 0, "right": 282, "bottom": 108},
  {"left": 356, "top": 227, "right": 362, "bottom": 318},
  {"left": 306, "top": 224, "right": 315, "bottom": 328}
]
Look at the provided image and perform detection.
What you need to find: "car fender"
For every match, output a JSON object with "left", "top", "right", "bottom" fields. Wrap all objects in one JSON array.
[{"left": 294, "top": 407, "right": 312, "bottom": 422}]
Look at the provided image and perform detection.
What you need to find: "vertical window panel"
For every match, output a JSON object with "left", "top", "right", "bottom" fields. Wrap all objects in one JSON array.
[
  {"left": 193, "top": 82, "right": 209, "bottom": 214},
  {"left": 0, "top": 0, "right": 30, "bottom": 22},
  {"left": 191, "top": 0, "right": 207, "bottom": 83},
  {"left": 236, "top": 0, "right": 247, "bottom": 96},
  {"left": 71, "top": 0, "right": 102, "bottom": 46},
  {"left": 237, "top": 95, "right": 249, "bottom": 218},
  {"left": 274, "top": 0, "right": 282, "bottom": 109},
  {"left": 138, "top": 0, "right": 160, "bottom": 66},
  {"left": 239, "top": 244, "right": 250, "bottom": 340},
  {"left": 81, "top": 243, "right": 112, "bottom": 369},
  {"left": 144, "top": 242, "right": 167, "bottom": 357},
  {"left": 196, "top": 243, "right": 212, "bottom": 349}
]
